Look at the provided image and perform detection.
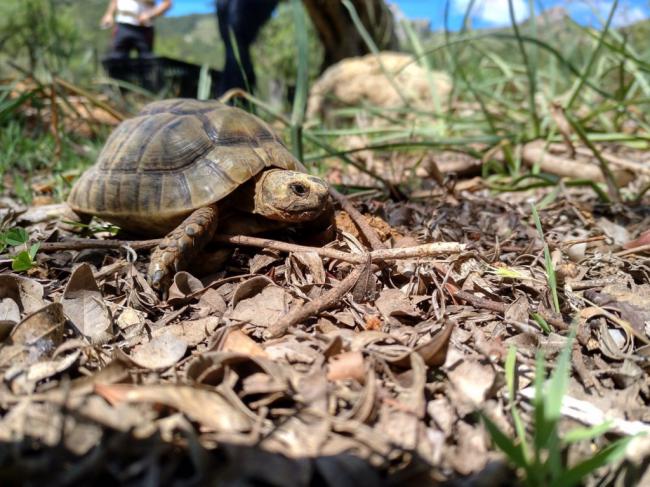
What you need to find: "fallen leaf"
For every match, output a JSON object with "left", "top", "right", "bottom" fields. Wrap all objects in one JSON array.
[
  {"left": 152, "top": 317, "right": 220, "bottom": 347},
  {"left": 231, "top": 276, "right": 274, "bottom": 307},
  {"left": 168, "top": 271, "right": 204, "bottom": 305},
  {"left": 0, "top": 298, "right": 20, "bottom": 324},
  {"left": 0, "top": 302, "right": 65, "bottom": 367},
  {"left": 61, "top": 263, "right": 113, "bottom": 343},
  {"left": 9, "top": 349, "right": 80, "bottom": 394},
  {"left": 327, "top": 351, "right": 365, "bottom": 382},
  {"left": 196, "top": 288, "right": 227, "bottom": 318},
  {"left": 375, "top": 288, "right": 420, "bottom": 324},
  {"left": 249, "top": 249, "right": 281, "bottom": 274},
  {"left": 291, "top": 251, "right": 326, "bottom": 284},
  {"left": 116, "top": 307, "right": 146, "bottom": 330},
  {"left": 414, "top": 321, "right": 455, "bottom": 367},
  {"left": 129, "top": 333, "right": 188, "bottom": 370},
  {"left": 95, "top": 383, "right": 252, "bottom": 432},
  {"left": 221, "top": 329, "right": 267, "bottom": 357},
  {"left": 447, "top": 358, "right": 497, "bottom": 406},
  {"left": 229, "top": 285, "right": 299, "bottom": 329},
  {"left": 0, "top": 274, "right": 45, "bottom": 314},
  {"left": 505, "top": 295, "right": 529, "bottom": 323}
]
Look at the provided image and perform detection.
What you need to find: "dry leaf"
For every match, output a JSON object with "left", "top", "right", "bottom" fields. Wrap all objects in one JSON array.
[
  {"left": 221, "top": 329, "right": 267, "bottom": 357},
  {"left": 129, "top": 333, "right": 188, "bottom": 370},
  {"left": 196, "top": 288, "right": 227, "bottom": 318},
  {"left": 9, "top": 349, "right": 80, "bottom": 394},
  {"left": 505, "top": 295, "right": 529, "bottom": 323},
  {"left": 0, "top": 298, "right": 20, "bottom": 324},
  {"left": 447, "top": 358, "right": 497, "bottom": 406},
  {"left": 0, "top": 274, "right": 46, "bottom": 314},
  {"left": 229, "top": 285, "right": 299, "bottom": 329},
  {"left": 375, "top": 288, "right": 420, "bottom": 324},
  {"left": 10, "top": 302, "right": 65, "bottom": 347},
  {"left": 291, "top": 251, "right": 326, "bottom": 284},
  {"left": 0, "top": 302, "right": 66, "bottom": 368},
  {"left": 95, "top": 383, "right": 252, "bottom": 432},
  {"left": 61, "top": 263, "right": 113, "bottom": 343},
  {"left": 116, "top": 307, "right": 146, "bottom": 330},
  {"left": 168, "top": 271, "right": 204, "bottom": 305},
  {"left": 152, "top": 317, "right": 220, "bottom": 347},
  {"left": 327, "top": 351, "right": 365, "bottom": 382},
  {"left": 231, "top": 276, "right": 274, "bottom": 307}
]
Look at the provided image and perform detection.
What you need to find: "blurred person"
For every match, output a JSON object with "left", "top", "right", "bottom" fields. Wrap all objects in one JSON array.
[
  {"left": 101, "top": 0, "right": 173, "bottom": 59},
  {"left": 216, "top": 0, "right": 279, "bottom": 96}
]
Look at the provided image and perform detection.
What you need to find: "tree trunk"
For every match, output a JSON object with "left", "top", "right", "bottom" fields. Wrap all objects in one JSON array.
[{"left": 302, "top": 0, "right": 398, "bottom": 71}]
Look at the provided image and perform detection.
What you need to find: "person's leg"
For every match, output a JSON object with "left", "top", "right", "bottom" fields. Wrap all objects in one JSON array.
[
  {"left": 106, "top": 23, "right": 133, "bottom": 59},
  {"left": 133, "top": 26, "right": 155, "bottom": 58},
  {"left": 217, "top": 0, "right": 279, "bottom": 95}
]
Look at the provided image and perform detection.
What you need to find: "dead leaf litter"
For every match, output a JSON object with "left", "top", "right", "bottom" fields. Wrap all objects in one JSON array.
[{"left": 0, "top": 187, "right": 649, "bottom": 485}]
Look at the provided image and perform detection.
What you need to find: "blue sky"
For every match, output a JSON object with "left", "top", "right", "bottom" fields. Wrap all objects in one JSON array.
[{"left": 168, "top": 1, "right": 649, "bottom": 30}]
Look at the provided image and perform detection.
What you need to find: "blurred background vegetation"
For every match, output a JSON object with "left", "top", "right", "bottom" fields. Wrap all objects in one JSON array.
[{"left": 1, "top": 0, "right": 649, "bottom": 205}]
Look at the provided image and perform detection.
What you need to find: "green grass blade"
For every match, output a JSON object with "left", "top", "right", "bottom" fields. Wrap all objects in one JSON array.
[
  {"left": 508, "top": 0, "right": 540, "bottom": 137},
  {"left": 546, "top": 326, "right": 575, "bottom": 422},
  {"left": 197, "top": 63, "right": 212, "bottom": 100},
  {"left": 531, "top": 204, "right": 560, "bottom": 314},
  {"left": 289, "top": 0, "right": 309, "bottom": 162},
  {"left": 564, "top": 422, "right": 613, "bottom": 444},
  {"left": 555, "top": 437, "right": 633, "bottom": 487},
  {"left": 481, "top": 412, "right": 529, "bottom": 470},
  {"left": 565, "top": 0, "right": 618, "bottom": 111},
  {"left": 506, "top": 346, "right": 530, "bottom": 462}
]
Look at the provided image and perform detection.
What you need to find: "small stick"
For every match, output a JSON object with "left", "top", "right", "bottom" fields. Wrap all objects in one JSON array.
[
  {"left": 453, "top": 289, "right": 570, "bottom": 332},
  {"left": 453, "top": 290, "right": 505, "bottom": 313},
  {"left": 266, "top": 265, "right": 363, "bottom": 338},
  {"left": 39, "top": 235, "right": 465, "bottom": 264},
  {"left": 39, "top": 239, "right": 160, "bottom": 252},
  {"left": 615, "top": 244, "right": 650, "bottom": 257},
  {"left": 329, "top": 187, "right": 385, "bottom": 250}
]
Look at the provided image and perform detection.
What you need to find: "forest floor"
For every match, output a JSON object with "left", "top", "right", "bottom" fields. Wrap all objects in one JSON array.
[{"left": 1, "top": 150, "right": 650, "bottom": 485}]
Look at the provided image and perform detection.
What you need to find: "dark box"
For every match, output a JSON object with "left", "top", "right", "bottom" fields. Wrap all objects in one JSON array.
[{"left": 102, "top": 56, "right": 220, "bottom": 97}]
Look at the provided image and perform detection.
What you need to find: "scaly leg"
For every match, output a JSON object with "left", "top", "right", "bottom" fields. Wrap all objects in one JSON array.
[{"left": 148, "top": 205, "right": 219, "bottom": 294}]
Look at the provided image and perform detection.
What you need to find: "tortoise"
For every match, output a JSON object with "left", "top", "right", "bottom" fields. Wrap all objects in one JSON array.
[{"left": 67, "top": 98, "right": 331, "bottom": 293}]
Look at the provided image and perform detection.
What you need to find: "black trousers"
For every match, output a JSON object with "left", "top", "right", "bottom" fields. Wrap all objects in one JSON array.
[
  {"left": 216, "top": 0, "right": 279, "bottom": 95},
  {"left": 106, "top": 22, "right": 155, "bottom": 59}
]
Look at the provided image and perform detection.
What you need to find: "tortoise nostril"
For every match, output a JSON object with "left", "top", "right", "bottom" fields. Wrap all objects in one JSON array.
[{"left": 290, "top": 182, "right": 308, "bottom": 197}]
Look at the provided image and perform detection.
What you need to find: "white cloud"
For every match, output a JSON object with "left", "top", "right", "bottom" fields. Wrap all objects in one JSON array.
[{"left": 453, "top": 0, "right": 529, "bottom": 26}]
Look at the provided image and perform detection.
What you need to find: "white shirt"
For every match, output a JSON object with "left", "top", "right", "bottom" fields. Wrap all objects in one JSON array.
[{"left": 115, "top": 0, "right": 155, "bottom": 27}]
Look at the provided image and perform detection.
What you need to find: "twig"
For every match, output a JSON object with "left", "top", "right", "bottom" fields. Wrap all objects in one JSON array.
[
  {"left": 39, "top": 239, "right": 160, "bottom": 252},
  {"left": 615, "top": 244, "right": 650, "bottom": 257},
  {"left": 39, "top": 235, "right": 465, "bottom": 264},
  {"left": 453, "top": 289, "right": 570, "bottom": 332},
  {"left": 266, "top": 265, "right": 364, "bottom": 338},
  {"left": 453, "top": 290, "right": 505, "bottom": 313},
  {"left": 329, "top": 188, "right": 385, "bottom": 250}
]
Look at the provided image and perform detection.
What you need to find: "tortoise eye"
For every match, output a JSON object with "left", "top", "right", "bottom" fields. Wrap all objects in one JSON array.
[{"left": 290, "top": 182, "right": 308, "bottom": 197}]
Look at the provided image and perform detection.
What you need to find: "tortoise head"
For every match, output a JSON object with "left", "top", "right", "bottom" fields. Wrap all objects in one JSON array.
[{"left": 253, "top": 169, "right": 329, "bottom": 222}]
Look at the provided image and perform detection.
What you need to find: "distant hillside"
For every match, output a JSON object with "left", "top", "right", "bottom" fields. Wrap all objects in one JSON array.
[{"left": 156, "top": 14, "right": 223, "bottom": 67}]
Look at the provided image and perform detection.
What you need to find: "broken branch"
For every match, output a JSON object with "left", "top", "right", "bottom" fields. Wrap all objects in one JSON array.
[
  {"left": 265, "top": 265, "right": 364, "bottom": 338},
  {"left": 39, "top": 235, "right": 465, "bottom": 264}
]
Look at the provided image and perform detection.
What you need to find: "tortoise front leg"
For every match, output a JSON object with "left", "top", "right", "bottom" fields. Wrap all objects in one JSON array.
[{"left": 148, "top": 205, "right": 219, "bottom": 294}]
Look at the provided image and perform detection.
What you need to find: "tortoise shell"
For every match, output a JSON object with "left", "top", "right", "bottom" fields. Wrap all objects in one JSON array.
[{"left": 68, "top": 99, "right": 301, "bottom": 236}]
